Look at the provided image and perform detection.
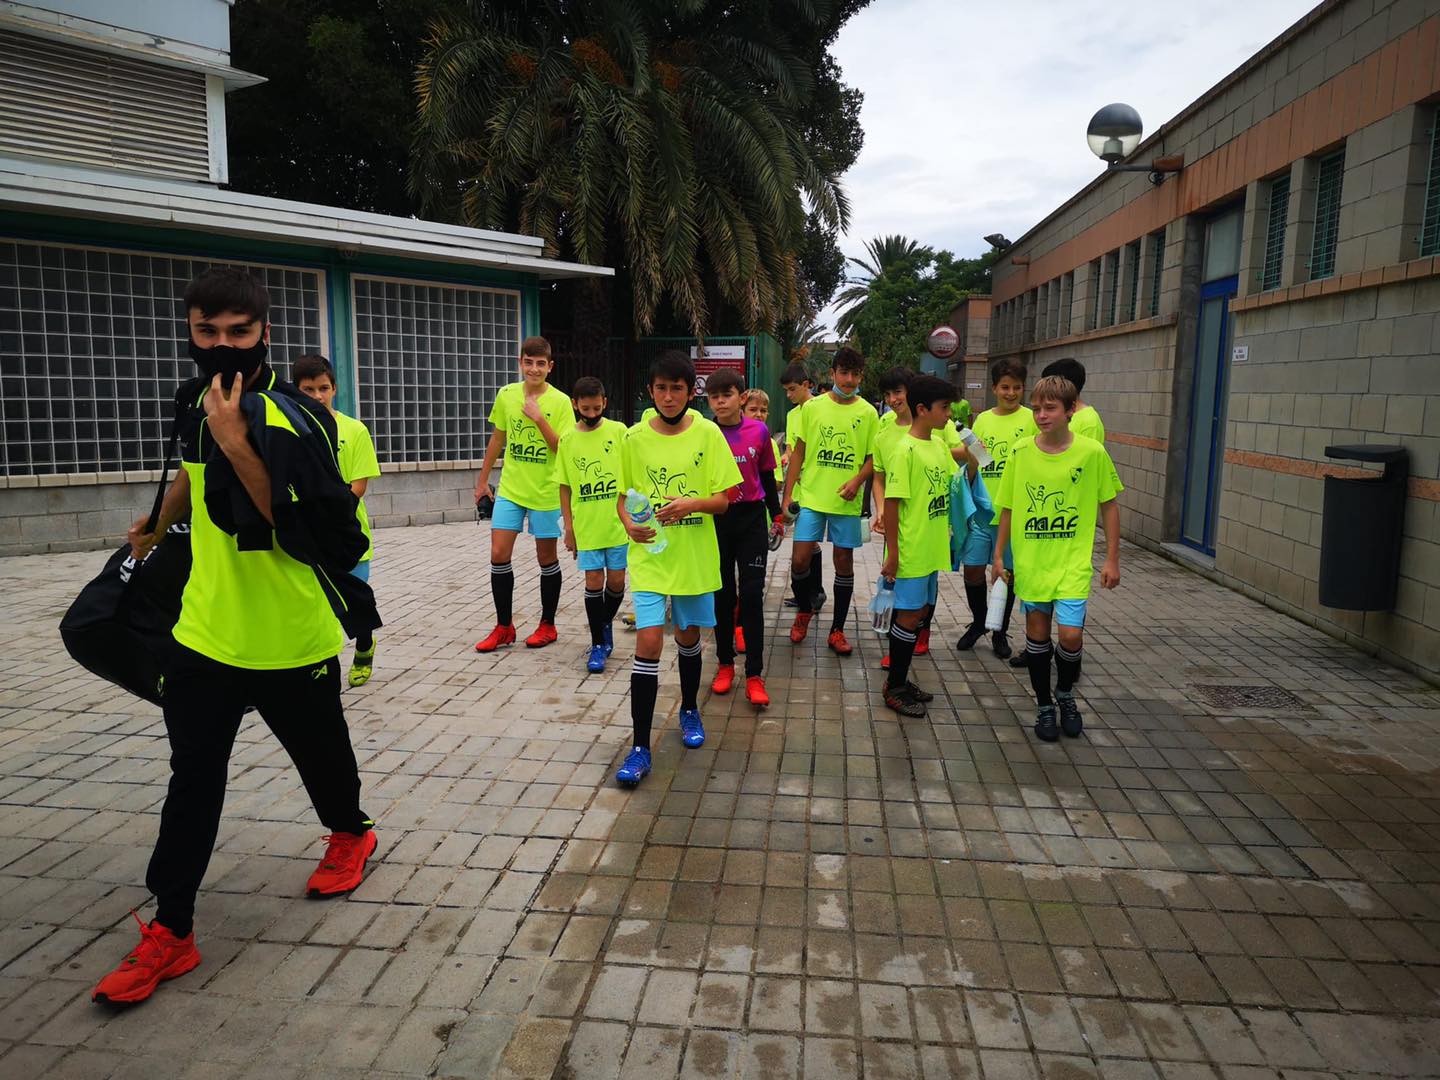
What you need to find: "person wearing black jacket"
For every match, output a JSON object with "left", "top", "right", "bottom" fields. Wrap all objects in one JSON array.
[{"left": 92, "top": 268, "right": 378, "bottom": 1007}]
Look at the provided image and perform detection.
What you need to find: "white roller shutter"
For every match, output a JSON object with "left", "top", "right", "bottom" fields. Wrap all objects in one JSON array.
[{"left": 0, "top": 30, "right": 211, "bottom": 181}]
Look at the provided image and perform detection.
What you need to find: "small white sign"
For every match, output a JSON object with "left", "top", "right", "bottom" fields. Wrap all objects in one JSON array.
[
  {"left": 1232, "top": 345, "right": 1249, "bottom": 363},
  {"left": 966, "top": 383, "right": 983, "bottom": 389},
  {"left": 690, "top": 344, "right": 747, "bottom": 361}
]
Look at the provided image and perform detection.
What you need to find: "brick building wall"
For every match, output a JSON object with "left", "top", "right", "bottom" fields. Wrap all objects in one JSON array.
[{"left": 988, "top": 0, "right": 1440, "bottom": 677}]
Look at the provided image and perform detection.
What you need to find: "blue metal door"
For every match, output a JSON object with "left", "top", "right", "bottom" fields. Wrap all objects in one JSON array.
[{"left": 1180, "top": 274, "right": 1238, "bottom": 553}]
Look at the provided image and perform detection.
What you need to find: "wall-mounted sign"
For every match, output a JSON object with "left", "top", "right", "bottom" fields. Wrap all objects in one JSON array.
[
  {"left": 689, "top": 345, "right": 746, "bottom": 394},
  {"left": 690, "top": 345, "right": 747, "bottom": 361},
  {"left": 1232, "top": 345, "right": 1249, "bottom": 363},
  {"left": 926, "top": 325, "right": 960, "bottom": 360},
  {"left": 966, "top": 383, "right": 983, "bottom": 389}
]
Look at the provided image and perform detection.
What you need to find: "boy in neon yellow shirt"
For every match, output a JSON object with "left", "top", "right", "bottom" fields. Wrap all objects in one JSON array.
[
  {"left": 474, "top": 336, "right": 575, "bottom": 653},
  {"left": 879, "top": 375, "right": 960, "bottom": 717},
  {"left": 779, "top": 365, "right": 825, "bottom": 612},
  {"left": 993, "top": 375, "right": 1122, "bottom": 742},
  {"left": 1042, "top": 357, "right": 1105, "bottom": 443},
  {"left": 557, "top": 376, "right": 628, "bottom": 676},
  {"left": 781, "top": 348, "right": 877, "bottom": 655},
  {"left": 292, "top": 354, "right": 383, "bottom": 687},
  {"left": 871, "top": 366, "right": 972, "bottom": 668},
  {"left": 614, "top": 351, "right": 742, "bottom": 787},
  {"left": 959, "top": 358, "right": 1038, "bottom": 659}
]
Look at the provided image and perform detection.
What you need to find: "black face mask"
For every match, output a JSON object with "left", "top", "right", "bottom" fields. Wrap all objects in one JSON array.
[
  {"left": 189, "top": 338, "right": 268, "bottom": 384},
  {"left": 656, "top": 404, "right": 689, "bottom": 426},
  {"left": 578, "top": 414, "right": 603, "bottom": 428}
]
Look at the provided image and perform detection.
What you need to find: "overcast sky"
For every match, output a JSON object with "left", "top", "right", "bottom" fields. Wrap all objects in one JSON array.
[{"left": 823, "top": 0, "right": 1319, "bottom": 326}]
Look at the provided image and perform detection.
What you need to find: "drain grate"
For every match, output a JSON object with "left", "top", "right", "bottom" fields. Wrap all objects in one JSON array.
[{"left": 1190, "top": 684, "right": 1310, "bottom": 710}]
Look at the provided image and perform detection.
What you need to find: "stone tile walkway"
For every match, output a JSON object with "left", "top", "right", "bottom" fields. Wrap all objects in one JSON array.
[{"left": 0, "top": 521, "right": 1438, "bottom": 1079}]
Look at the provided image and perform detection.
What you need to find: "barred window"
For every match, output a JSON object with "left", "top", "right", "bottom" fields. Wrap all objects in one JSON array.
[
  {"left": 1147, "top": 229, "right": 1166, "bottom": 316},
  {"left": 353, "top": 275, "right": 521, "bottom": 464},
  {"left": 0, "top": 240, "right": 324, "bottom": 476},
  {"left": 1261, "top": 174, "right": 1290, "bottom": 290},
  {"left": 1309, "top": 150, "right": 1345, "bottom": 281},
  {"left": 1085, "top": 258, "right": 1102, "bottom": 331},
  {"left": 1105, "top": 250, "right": 1121, "bottom": 326},
  {"left": 1121, "top": 239, "right": 1142, "bottom": 322},
  {"left": 1059, "top": 272, "right": 1074, "bottom": 337},
  {"left": 1420, "top": 116, "right": 1440, "bottom": 257}
]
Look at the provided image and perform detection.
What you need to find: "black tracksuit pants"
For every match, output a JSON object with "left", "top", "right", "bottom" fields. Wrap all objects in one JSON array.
[
  {"left": 714, "top": 502, "right": 769, "bottom": 678},
  {"left": 147, "top": 644, "right": 370, "bottom": 934}
]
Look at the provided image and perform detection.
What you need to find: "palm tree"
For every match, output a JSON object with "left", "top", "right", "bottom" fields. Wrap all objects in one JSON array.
[
  {"left": 410, "top": 1, "right": 849, "bottom": 337},
  {"left": 833, "top": 234, "right": 929, "bottom": 336}
]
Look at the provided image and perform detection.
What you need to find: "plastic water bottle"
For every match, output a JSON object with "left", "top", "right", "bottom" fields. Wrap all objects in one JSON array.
[
  {"left": 985, "top": 575, "right": 1008, "bottom": 631},
  {"left": 869, "top": 578, "right": 896, "bottom": 635},
  {"left": 958, "top": 427, "right": 993, "bottom": 470},
  {"left": 625, "top": 488, "right": 667, "bottom": 554}
]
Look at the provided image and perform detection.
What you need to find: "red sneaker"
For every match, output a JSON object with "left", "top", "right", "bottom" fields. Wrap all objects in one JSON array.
[
  {"left": 789, "top": 612, "right": 813, "bottom": 643},
  {"left": 475, "top": 624, "right": 516, "bottom": 653},
  {"left": 735, "top": 627, "right": 747, "bottom": 654},
  {"left": 746, "top": 676, "right": 770, "bottom": 709},
  {"left": 881, "top": 654, "right": 891, "bottom": 669},
  {"left": 916, "top": 628, "right": 931, "bottom": 656},
  {"left": 711, "top": 664, "right": 736, "bottom": 695},
  {"left": 92, "top": 912, "right": 200, "bottom": 1005},
  {"left": 827, "top": 630, "right": 853, "bottom": 656},
  {"left": 524, "top": 621, "right": 558, "bottom": 648},
  {"left": 307, "top": 830, "right": 379, "bottom": 897}
]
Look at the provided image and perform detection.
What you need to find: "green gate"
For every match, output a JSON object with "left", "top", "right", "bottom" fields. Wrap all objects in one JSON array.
[{"left": 629, "top": 335, "right": 783, "bottom": 424}]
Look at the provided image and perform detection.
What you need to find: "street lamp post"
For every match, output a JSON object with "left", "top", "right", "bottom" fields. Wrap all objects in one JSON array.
[{"left": 1087, "top": 103, "right": 1184, "bottom": 186}]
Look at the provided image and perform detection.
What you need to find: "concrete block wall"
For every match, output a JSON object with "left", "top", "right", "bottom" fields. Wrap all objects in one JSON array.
[
  {"left": 1224, "top": 276, "right": 1440, "bottom": 672},
  {"left": 0, "top": 462, "right": 487, "bottom": 556}
]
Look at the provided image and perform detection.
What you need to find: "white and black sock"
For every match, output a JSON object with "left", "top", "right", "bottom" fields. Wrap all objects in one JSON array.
[
  {"left": 491, "top": 561, "right": 514, "bottom": 626},
  {"left": 631, "top": 656, "right": 660, "bottom": 748},
  {"left": 678, "top": 641, "right": 703, "bottom": 711}
]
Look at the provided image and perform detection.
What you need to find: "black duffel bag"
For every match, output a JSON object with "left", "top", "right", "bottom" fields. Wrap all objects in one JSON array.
[{"left": 60, "top": 403, "right": 190, "bottom": 705}]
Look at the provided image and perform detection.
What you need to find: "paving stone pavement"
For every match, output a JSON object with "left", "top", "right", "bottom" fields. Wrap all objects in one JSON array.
[{"left": 0, "top": 521, "right": 1439, "bottom": 1079}]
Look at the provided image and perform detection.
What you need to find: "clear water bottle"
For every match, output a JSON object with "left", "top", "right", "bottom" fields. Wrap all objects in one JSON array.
[
  {"left": 985, "top": 574, "right": 1008, "bottom": 631},
  {"left": 869, "top": 578, "right": 896, "bottom": 635},
  {"left": 625, "top": 488, "right": 668, "bottom": 554},
  {"left": 958, "top": 426, "right": 993, "bottom": 470}
]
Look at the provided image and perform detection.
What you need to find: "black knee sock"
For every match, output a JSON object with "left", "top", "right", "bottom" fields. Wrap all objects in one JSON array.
[
  {"left": 157, "top": 913, "right": 193, "bottom": 940},
  {"left": 678, "top": 641, "right": 703, "bottom": 711},
  {"left": 1056, "top": 643, "right": 1082, "bottom": 693},
  {"left": 539, "top": 561, "right": 561, "bottom": 623},
  {"left": 791, "top": 567, "right": 813, "bottom": 614},
  {"left": 356, "top": 632, "right": 374, "bottom": 654},
  {"left": 812, "top": 550, "right": 824, "bottom": 589},
  {"left": 603, "top": 587, "right": 625, "bottom": 623},
  {"left": 964, "top": 581, "right": 986, "bottom": 628},
  {"left": 492, "top": 561, "right": 514, "bottom": 626},
  {"left": 830, "top": 574, "right": 855, "bottom": 633},
  {"left": 631, "top": 657, "right": 659, "bottom": 749},
  {"left": 585, "top": 588, "right": 606, "bottom": 646},
  {"left": 1026, "top": 637, "right": 1054, "bottom": 706},
  {"left": 1001, "top": 586, "right": 1016, "bottom": 633},
  {"left": 887, "top": 623, "right": 918, "bottom": 690}
]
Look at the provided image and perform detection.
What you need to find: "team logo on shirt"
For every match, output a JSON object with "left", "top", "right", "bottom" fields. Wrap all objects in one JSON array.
[
  {"left": 645, "top": 465, "right": 701, "bottom": 527},
  {"left": 508, "top": 417, "right": 550, "bottom": 464},
  {"left": 1024, "top": 483, "right": 1079, "bottom": 539},
  {"left": 573, "top": 456, "right": 618, "bottom": 503},
  {"left": 981, "top": 437, "right": 1009, "bottom": 477},
  {"left": 814, "top": 425, "right": 856, "bottom": 470},
  {"left": 925, "top": 466, "right": 951, "bottom": 520}
]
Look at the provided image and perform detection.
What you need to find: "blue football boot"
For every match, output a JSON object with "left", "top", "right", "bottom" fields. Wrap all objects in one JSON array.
[
  {"left": 586, "top": 644, "right": 607, "bottom": 674},
  {"left": 616, "top": 746, "right": 652, "bottom": 787},
  {"left": 679, "top": 708, "right": 706, "bottom": 749}
]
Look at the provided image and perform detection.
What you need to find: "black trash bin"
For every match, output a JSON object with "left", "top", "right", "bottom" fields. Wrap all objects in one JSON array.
[{"left": 1317, "top": 444, "right": 1408, "bottom": 611}]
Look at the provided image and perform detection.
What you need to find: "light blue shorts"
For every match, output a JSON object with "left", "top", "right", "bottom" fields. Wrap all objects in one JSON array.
[
  {"left": 959, "top": 519, "right": 1013, "bottom": 569},
  {"left": 892, "top": 572, "right": 939, "bottom": 611},
  {"left": 634, "top": 591, "right": 715, "bottom": 631},
  {"left": 492, "top": 495, "right": 562, "bottom": 538},
  {"left": 794, "top": 508, "right": 863, "bottom": 548},
  {"left": 1022, "top": 599, "right": 1088, "bottom": 627},
  {"left": 349, "top": 560, "right": 371, "bottom": 582},
  {"left": 577, "top": 544, "right": 628, "bottom": 571}
]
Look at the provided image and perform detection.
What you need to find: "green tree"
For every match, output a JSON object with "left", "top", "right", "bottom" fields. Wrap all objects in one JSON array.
[
  {"left": 409, "top": 0, "right": 852, "bottom": 336},
  {"left": 839, "top": 240, "right": 999, "bottom": 386},
  {"left": 226, "top": 0, "right": 461, "bottom": 214}
]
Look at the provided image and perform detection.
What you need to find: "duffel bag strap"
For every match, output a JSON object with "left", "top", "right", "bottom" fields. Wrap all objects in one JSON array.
[{"left": 143, "top": 387, "right": 193, "bottom": 534}]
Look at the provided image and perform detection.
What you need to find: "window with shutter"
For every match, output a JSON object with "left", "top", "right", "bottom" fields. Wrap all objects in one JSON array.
[
  {"left": 1261, "top": 174, "right": 1290, "bottom": 290},
  {"left": 1420, "top": 117, "right": 1440, "bottom": 258},
  {"left": 0, "top": 30, "right": 211, "bottom": 182}
]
